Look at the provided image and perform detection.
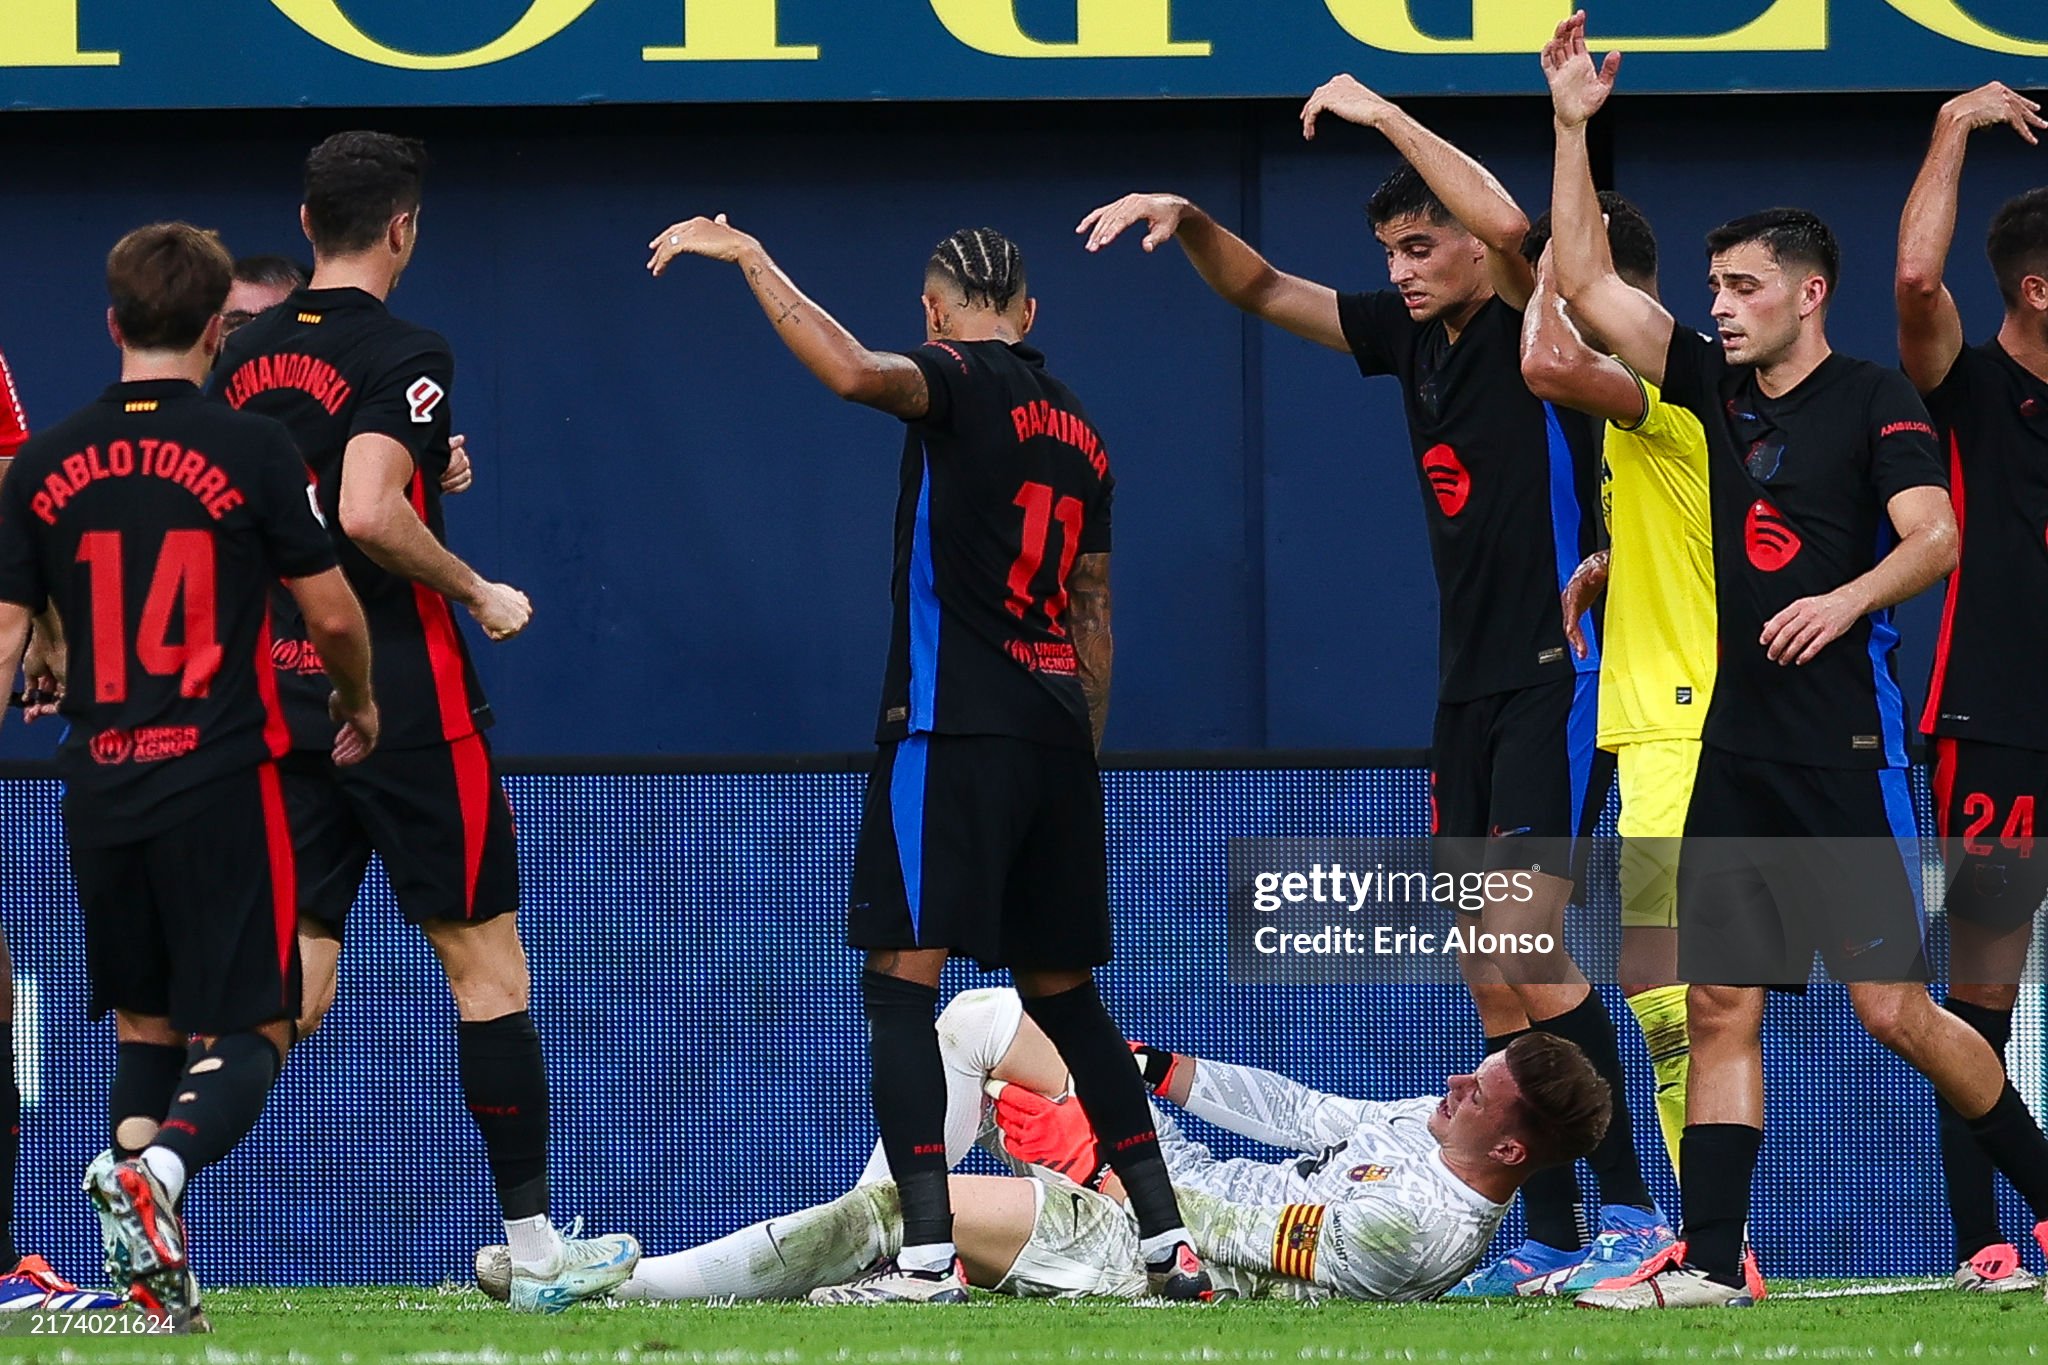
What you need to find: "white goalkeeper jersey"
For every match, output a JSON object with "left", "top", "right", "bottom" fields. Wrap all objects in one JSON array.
[{"left": 1161, "top": 1058, "right": 1508, "bottom": 1302}]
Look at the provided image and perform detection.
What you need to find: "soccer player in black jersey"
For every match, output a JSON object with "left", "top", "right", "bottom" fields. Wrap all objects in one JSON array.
[
  {"left": 647, "top": 217, "right": 1210, "bottom": 1303},
  {"left": 215, "top": 133, "right": 639, "bottom": 1311},
  {"left": 0, "top": 223, "right": 378, "bottom": 1326},
  {"left": 1543, "top": 22, "right": 2048, "bottom": 1309},
  {"left": 1897, "top": 80, "right": 2048, "bottom": 1295},
  {"left": 1079, "top": 76, "right": 1665, "bottom": 1293}
]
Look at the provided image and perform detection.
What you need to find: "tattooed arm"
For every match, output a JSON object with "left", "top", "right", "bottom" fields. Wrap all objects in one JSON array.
[
  {"left": 647, "top": 214, "right": 930, "bottom": 420},
  {"left": 1066, "top": 552, "right": 1113, "bottom": 751}
]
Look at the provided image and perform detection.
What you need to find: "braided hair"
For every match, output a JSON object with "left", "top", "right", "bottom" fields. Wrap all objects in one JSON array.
[{"left": 927, "top": 227, "right": 1027, "bottom": 312}]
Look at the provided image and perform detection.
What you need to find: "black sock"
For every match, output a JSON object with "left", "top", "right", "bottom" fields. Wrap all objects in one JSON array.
[
  {"left": 1532, "top": 992, "right": 1655, "bottom": 1213},
  {"left": 458, "top": 1012, "right": 553, "bottom": 1222},
  {"left": 0, "top": 1022, "right": 16, "bottom": 1268},
  {"left": 862, "top": 971, "right": 951, "bottom": 1251},
  {"left": 1490, "top": 1029, "right": 1586, "bottom": 1251},
  {"left": 1965, "top": 1082, "right": 2048, "bottom": 1222},
  {"left": 1938, "top": 998, "right": 2011, "bottom": 1262},
  {"left": 1679, "top": 1123, "right": 1762, "bottom": 1286},
  {"left": 1020, "top": 980, "right": 1182, "bottom": 1253},
  {"left": 150, "top": 1033, "right": 281, "bottom": 1178},
  {"left": 110, "top": 1041, "right": 187, "bottom": 1160}
]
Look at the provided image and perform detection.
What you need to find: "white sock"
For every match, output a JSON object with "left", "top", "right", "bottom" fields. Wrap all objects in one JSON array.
[
  {"left": 618, "top": 1184, "right": 899, "bottom": 1301},
  {"left": 857, "top": 988, "right": 1025, "bottom": 1186},
  {"left": 897, "top": 1240, "right": 956, "bottom": 1273},
  {"left": 1139, "top": 1227, "right": 1191, "bottom": 1266},
  {"left": 139, "top": 1147, "right": 186, "bottom": 1207},
  {"left": 505, "top": 1214, "right": 560, "bottom": 1272}
]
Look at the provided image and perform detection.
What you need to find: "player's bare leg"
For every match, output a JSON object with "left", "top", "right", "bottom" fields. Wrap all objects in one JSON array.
[
  {"left": 294, "top": 922, "right": 344, "bottom": 1039},
  {"left": 1579, "top": 983, "right": 1760, "bottom": 1310},
  {"left": 1849, "top": 978, "right": 2048, "bottom": 1277},
  {"left": 425, "top": 914, "right": 638, "bottom": 1312},
  {"left": 1941, "top": 918, "right": 2037, "bottom": 1290}
]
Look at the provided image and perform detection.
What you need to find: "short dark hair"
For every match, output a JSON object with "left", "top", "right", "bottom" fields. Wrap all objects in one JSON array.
[
  {"left": 1367, "top": 162, "right": 1455, "bottom": 230},
  {"left": 1523, "top": 191, "right": 1659, "bottom": 287},
  {"left": 1705, "top": 207, "right": 1839, "bottom": 296},
  {"left": 1502, "top": 1033, "right": 1612, "bottom": 1169},
  {"left": 303, "top": 131, "right": 428, "bottom": 256},
  {"left": 926, "top": 228, "right": 1027, "bottom": 312},
  {"left": 1987, "top": 187, "right": 2048, "bottom": 310},
  {"left": 106, "top": 223, "right": 233, "bottom": 351},
  {"left": 233, "top": 254, "right": 310, "bottom": 291}
]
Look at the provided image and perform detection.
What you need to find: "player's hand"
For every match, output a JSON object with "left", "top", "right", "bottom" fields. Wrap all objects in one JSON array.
[
  {"left": 1561, "top": 550, "right": 1610, "bottom": 660},
  {"left": 647, "top": 214, "right": 760, "bottom": 276},
  {"left": 1077, "top": 194, "right": 1192, "bottom": 254},
  {"left": 986, "top": 1080, "right": 1106, "bottom": 1189},
  {"left": 329, "top": 692, "right": 380, "bottom": 766},
  {"left": 1761, "top": 589, "right": 1861, "bottom": 666},
  {"left": 441, "top": 433, "right": 474, "bottom": 495},
  {"left": 1940, "top": 81, "right": 2045, "bottom": 145},
  {"left": 1300, "top": 74, "right": 1399, "bottom": 140},
  {"left": 466, "top": 580, "right": 533, "bottom": 642},
  {"left": 1541, "top": 12, "right": 1622, "bottom": 130},
  {"left": 19, "top": 624, "right": 65, "bottom": 722}
]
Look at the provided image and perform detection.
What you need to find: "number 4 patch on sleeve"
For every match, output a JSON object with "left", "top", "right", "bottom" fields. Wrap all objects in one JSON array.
[{"left": 407, "top": 376, "right": 445, "bottom": 424}]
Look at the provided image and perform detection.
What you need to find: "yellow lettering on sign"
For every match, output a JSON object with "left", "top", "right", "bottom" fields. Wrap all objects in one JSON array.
[
  {"left": 1887, "top": 0, "right": 2048, "bottom": 55},
  {"left": 1322, "top": 0, "right": 1824, "bottom": 55},
  {"left": 268, "top": 0, "right": 596, "bottom": 71},
  {"left": 0, "top": 0, "right": 119, "bottom": 67},
  {"left": 644, "top": 1, "right": 819, "bottom": 62},
  {"left": 929, "top": 0, "right": 1209, "bottom": 58}
]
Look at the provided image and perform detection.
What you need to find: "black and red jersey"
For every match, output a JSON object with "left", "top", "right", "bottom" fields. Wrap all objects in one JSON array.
[
  {"left": 1338, "top": 291, "right": 1604, "bottom": 704},
  {"left": 0, "top": 348, "right": 27, "bottom": 459},
  {"left": 1919, "top": 340, "right": 2048, "bottom": 751},
  {"left": 0, "top": 380, "right": 336, "bottom": 841},
  {"left": 877, "top": 341, "right": 1114, "bottom": 752},
  {"left": 215, "top": 286, "right": 490, "bottom": 752},
  {"left": 1660, "top": 328, "right": 1947, "bottom": 769}
]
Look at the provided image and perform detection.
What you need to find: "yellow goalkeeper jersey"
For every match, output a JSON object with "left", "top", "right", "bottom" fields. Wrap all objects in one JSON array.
[{"left": 1597, "top": 369, "right": 1716, "bottom": 748}]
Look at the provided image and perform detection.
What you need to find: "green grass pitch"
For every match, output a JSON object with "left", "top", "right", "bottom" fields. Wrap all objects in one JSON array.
[{"left": 9, "top": 1282, "right": 2044, "bottom": 1363}]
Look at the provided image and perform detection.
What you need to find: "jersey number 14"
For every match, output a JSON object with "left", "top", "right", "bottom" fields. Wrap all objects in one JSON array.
[{"left": 75, "top": 529, "right": 221, "bottom": 703}]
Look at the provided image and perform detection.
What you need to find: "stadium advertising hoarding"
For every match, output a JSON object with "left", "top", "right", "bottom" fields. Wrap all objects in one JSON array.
[{"left": 2, "top": 0, "right": 2047, "bottom": 109}]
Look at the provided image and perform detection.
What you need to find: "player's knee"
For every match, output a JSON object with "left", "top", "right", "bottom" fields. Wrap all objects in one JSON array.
[
  {"left": 428, "top": 918, "right": 532, "bottom": 1018},
  {"left": 938, "top": 989, "right": 1023, "bottom": 1070},
  {"left": 1685, "top": 985, "right": 1759, "bottom": 1046},
  {"left": 1849, "top": 984, "right": 1926, "bottom": 1053}
]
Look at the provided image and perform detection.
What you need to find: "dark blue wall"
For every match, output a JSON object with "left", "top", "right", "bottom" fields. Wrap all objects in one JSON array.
[{"left": 1, "top": 94, "right": 2023, "bottom": 756}]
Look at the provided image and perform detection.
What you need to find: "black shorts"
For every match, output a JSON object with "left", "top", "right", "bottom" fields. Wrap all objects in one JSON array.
[
  {"left": 283, "top": 732, "right": 520, "bottom": 931},
  {"left": 1932, "top": 736, "right": 2048, "bottom": 932},
  {"left": 1678, "top": 747, "right": 1928, "bottom": 987},
  {"left": 848, "top": 733, "right": 1110, "bottom": 971},
  {"left": 70, "top": 765, "right": 302, "bottom": 1035},
  {"left": 1432, "top": 674, "right": 1613, "bottom": 883}
]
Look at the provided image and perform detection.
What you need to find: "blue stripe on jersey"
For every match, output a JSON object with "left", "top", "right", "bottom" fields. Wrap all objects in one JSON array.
[
  {"left": 907, "top": 448, "right": 939, "bottom": 732},
  {"left": 890, "top": 733, "right": 931, "bottom": 940},
  {"left": 1877, "top": 765, "right": 1925, "bottom": 935},
  {"left": 1543, "top": 402, "right": 1599, "bottom": 671},
  {"left": 1567, "top": 671, "right": 1599, "bottom": 853},
  {"left": 1867, "top": 526, "right": 1908, "bottom": 768}
]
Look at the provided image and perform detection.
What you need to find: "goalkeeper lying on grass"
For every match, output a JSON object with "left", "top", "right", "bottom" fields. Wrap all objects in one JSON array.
[{"left": 477, "top": 990, "right": 1610, "bottom": 1304}]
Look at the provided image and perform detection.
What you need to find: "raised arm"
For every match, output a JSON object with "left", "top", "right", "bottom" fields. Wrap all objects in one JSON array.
[
  {"left": 337, "top": 434, "right": 532, "bottom": 641},
  {"left": 1066, "top": 552, "right": 1112, "bottom": 751},
  {"left": 1301, "top": 75, "right": 1534, "bottom": 309},
  {"left": 1898, "top": 82, "right": 2044, "bottom": 394},
  {"left": 1521, "top": 246, "right": 1650, "bottom": 426},
  {"left": 1077, "top": 195, "right": 1347, "bottom": 352},
  {"left": 647, "top": 214, "right": 932, "bottom": 419},
  {"left": 1542, "top": 13, "right": 1674, "bottom": 384}
]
